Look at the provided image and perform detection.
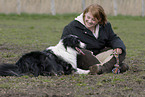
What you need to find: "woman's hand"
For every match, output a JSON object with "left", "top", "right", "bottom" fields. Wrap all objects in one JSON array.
[{"left": 114, "top": 48, "right": 122, "bottom": 54}]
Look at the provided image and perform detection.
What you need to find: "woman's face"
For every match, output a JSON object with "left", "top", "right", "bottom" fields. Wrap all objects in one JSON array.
[{"left": 84, "top": 12, "right": 98, "bottom": 28}]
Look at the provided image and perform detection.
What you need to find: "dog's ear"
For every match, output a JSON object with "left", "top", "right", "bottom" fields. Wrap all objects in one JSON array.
[{"left": 62, "top": 36, "right": 71, "bottom": 50}]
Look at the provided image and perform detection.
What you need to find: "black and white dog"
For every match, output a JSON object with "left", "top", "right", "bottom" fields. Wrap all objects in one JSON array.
[
  {"left": 46, "top": 35, "right": 90, "bottom": 74},
  {"left": 0, "top": 35, "right": 90, "bottom": 77}
]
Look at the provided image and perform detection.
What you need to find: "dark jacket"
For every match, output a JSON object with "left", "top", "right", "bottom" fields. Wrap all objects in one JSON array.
[{"left": 61, "top": 20, "right": 126, "bottom": 55}]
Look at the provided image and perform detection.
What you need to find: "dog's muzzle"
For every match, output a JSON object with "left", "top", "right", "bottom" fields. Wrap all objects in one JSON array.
[{"left": 75, "top": 47, "right": 85, "bottom": 55}]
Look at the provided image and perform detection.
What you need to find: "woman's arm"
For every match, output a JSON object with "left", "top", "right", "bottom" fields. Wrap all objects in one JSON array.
[{"left": 106, "top": 22, "right": 126, "bottom": 54}]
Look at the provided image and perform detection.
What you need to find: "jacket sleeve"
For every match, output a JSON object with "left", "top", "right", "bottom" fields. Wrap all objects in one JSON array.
[{"left": 106, "top": 22, "right": 126, "bottom": 53}]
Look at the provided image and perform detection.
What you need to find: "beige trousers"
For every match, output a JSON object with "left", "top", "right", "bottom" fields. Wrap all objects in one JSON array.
[{"left": 96, "top": 49, "right": 114, "bottom": 65}]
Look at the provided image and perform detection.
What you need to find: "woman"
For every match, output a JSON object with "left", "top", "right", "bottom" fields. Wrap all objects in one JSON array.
[{"left": 61, "top": 4, "right": 129, "bottom": 74}]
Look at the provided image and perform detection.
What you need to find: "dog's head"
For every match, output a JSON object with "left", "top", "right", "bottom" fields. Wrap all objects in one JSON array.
[{"left": 62, "top": 35, "right": 86, "bottom": 55}]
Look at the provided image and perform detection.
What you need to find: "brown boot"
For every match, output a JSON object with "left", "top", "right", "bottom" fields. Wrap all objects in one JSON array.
[
  {"left": 89, "top": 64, "right": 102, "bottom": 75},
  {"left": 120, "top": 63, "right": 129, "bottom": 73}
]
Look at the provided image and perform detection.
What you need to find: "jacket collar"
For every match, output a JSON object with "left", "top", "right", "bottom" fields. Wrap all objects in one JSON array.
[
  {"left": 75, "top": 13, "right": 85, "bottom": 26},
  {"left": 73, "top": 20, "right": 86, "bottom": 30},
  {"left": 73, "top": 20, "right": 96, "bottom": 38}
]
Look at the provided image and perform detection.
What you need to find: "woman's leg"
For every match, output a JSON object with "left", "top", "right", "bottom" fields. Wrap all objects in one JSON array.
[
  {"left": 77, "top": 48, "right": 129, "bottom": 74},
  {"left": 95, "top": 49, "right": 128, "bottom": 74},
  {"left": 77, "top": 49, "right": 100, "bottom": 70}
]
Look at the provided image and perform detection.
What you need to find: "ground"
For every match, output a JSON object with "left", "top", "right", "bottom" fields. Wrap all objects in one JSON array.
[{"left": 0, "top": 14, "right": 145, "bottom": 97}]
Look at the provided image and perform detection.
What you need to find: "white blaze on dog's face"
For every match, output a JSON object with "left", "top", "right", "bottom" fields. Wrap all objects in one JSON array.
[{"left": 79, "top": 41, "right": 86, "bottom": 48}]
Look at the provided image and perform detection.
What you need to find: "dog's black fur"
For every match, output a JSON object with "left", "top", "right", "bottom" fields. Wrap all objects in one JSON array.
[
  {"left": 0, "top": 51, "right": 74, "bottom": 77},
  {"left": 0, "top": 35, "right": 84, "bottom": 77}
]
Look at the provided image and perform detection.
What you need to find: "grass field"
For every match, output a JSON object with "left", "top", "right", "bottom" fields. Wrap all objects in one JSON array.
[{"left": 0, "top": 14, "right": 145, "bottom": 97}]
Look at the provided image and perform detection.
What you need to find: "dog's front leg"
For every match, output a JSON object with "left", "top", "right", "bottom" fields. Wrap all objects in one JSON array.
[
  {"left": 75, "top": 68, "right": 90, "bottom": 74},
  {"left": 71, "top": 61, "right": 90, "bottom": 74}
]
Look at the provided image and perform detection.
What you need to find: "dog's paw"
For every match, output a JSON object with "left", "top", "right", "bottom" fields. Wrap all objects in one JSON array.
[{"left": 57, "top": 71, "right": 64, "bottom": 76}]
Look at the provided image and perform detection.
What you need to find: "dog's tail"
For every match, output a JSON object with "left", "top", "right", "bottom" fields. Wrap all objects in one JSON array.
[{"left": 0, "top": 64, "right": 21, "bottom": 76}]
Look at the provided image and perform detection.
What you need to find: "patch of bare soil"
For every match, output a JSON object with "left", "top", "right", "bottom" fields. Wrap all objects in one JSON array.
[{"left": 0, "top": 44, "right": 145, "bottom": 97}]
